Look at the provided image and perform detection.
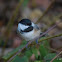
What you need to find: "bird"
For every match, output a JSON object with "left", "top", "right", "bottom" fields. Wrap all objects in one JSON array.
[{"left": 17, "top": 19, "right": 42, "bottom": 42}]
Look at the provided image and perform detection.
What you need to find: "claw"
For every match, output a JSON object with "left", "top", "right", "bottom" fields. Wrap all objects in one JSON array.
[{"left": 35, "top": 40, "right": 38, "bottom": 44}]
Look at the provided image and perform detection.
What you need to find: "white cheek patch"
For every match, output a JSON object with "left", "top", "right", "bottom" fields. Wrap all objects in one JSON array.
[{"left": 18, "top": 23, "right": 29, "bottom": 31}]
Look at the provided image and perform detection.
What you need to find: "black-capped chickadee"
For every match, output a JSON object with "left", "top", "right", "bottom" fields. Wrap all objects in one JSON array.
[{"left": 17, "top": 19, "right": 42, "bottom": 41}]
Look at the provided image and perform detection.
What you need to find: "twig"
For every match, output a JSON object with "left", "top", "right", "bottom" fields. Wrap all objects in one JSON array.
[
  {"left": 50, "top": 51, "right": 62, "bottom": 62},
  {"left": 39, "top": 34, "right": 62, "bottom": 42},
  {"left": 45, "top": 46, "right": 60, "bottom": 53},
  {"left": 36, "top": 0, "right": 55, "bottom": 23},
  {"left": 7, "top": 33, "right": 62, "bottom": 62},
  {"left": 1, "top": 0, "right": 24, "bottom": 57},
  {"left": 7, "top": 21, "right": 62, "bottom": 62},
  {"left": 5, "top": 0, "right": 24, "bottom": 36},
  {"left": 39, "top": 19, "right": 61, "bottom": 37},
  {"left": 34, "top": 42, "right": 60, "bottom": 53}
]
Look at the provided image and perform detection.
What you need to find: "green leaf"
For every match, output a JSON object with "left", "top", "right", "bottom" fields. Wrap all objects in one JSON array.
[
  {"left": 12, "top": 56, "right": 28, "bottom": 62},
  {"left": 44, "top": 53, "right": 56, "bottom": 61},
  {"left": 20, "top": 56, "right": 29, "bottom": 62},
  {"left": 25, "top": 49, "right": 32, "bottom": 58},
  {"left": 22, "top": 0, "right": 29, "bottom": 8},
  {"left": 11, "top": 56, "right": 22, "bottom": 62},
  {"left": 53, "top": 58, "right": 62, "bottom": 62},
  {"left": 2, "top": 44, "right": 25, "bottom": 60},
  {"left": 31, "top": 48, "right": 38, "bottom": 59},
  {"left": 40, "top": 36, "right": 50, "bottom": 48},
  {"left": 22, "top": 40, "right": 28, "bottom": 45},
  {"left": 34, "top": 60, "right": 43, "bottom": 62},
  {"left": 34, "top": 61, "right": 41, "bottom": 62},
  {"left": 39, "top": 45, "right": 49, "bottom": 58},
  {"left": 44, "top": 53, "right": 62, "bottom": 62}
]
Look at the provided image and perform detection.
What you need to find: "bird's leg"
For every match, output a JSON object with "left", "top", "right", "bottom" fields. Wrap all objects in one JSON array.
[
  {"left": 26, "top": 41, "right": 30, "bottom": 50},
  {"left": 26, "top": 42, "right": 28, "bottom": 49},
  {"left": 35, "top": 39, "right": 38, "bottom": 44}
]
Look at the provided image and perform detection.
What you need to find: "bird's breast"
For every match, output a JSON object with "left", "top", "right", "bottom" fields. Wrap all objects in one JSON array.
[{"left": 20, "top": 29, "right": 41, "bottom": 41}]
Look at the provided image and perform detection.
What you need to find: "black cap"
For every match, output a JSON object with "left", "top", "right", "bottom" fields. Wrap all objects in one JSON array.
[{"left": 19, "top": 19, "right": 31, "bottom": 26}]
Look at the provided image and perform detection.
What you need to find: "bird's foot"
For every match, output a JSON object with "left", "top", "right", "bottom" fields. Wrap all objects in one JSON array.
[
  {"left": 26, "top": 42, "right": 30, "bottom": 50},
  {"left": 35, "top": 40, "right": 38, "bottom": 44}
]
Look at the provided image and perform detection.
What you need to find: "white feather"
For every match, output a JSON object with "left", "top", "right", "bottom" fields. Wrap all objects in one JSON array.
[
  {"left": 20, "top": 30, "right": 34, "bottom": 41},
  {"left": 20, "top": 29, "right": 41, "bottom": 41},
  {"left": 18, "top": 23, "right": 29, "bottom": 31},
  {"left": 17, "top": 22, "right": 41, "bottom": 41}
]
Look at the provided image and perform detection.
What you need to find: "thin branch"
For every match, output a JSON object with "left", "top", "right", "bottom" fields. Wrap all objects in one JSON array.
[
  {"left": 5, "top": 0, "right": 24, "bottom": 36},
  {"left": 39, "top": 19, "right": 61, "bottom": 37},
  {"left": 50, "top": 51, "right": 62, "bottom": 62},
  {"left": 7, "top": 34, "right": 62, "bottom": 62},
  {"left": 1, "top": 0, "right": 24, "bottom": 56},
  {"left": 7, "top": 22, "right": 62, "bottom": 62},
  {"left": 45, "top": 46, "right": 60, "bottom": 53},
  {"left": 36, "top": 0, "right": 55, "bottom": 24},
  {"left": 39, "top": 34, "right": 62, "bottom": 42}
]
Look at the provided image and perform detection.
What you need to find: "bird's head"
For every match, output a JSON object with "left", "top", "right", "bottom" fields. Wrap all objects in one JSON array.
[{"left": 17, "top": 19, "right": 35, "bottom": 33}]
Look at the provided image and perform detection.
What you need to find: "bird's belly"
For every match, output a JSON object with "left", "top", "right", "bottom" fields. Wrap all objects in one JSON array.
[{"left": 21, "top": 30, "right": 41, "bottom": 41}]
